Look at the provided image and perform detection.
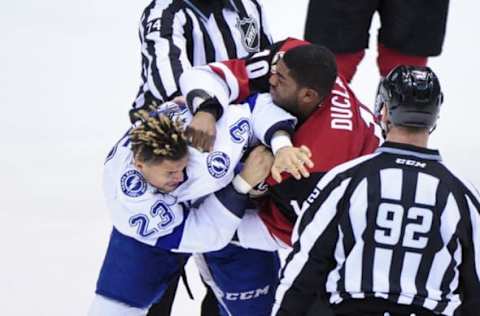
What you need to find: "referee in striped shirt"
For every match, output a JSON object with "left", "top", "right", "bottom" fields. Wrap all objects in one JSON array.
[
  {"left": 273, "top": 66, "right": 480, "bottom": 316},
  {"left": 130, "top": 0, "right": 271, "bottom": 123}
]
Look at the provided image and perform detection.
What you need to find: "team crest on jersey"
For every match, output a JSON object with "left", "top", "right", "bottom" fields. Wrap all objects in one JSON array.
[
  {"left": 236, "top": 16, "right": 260, "bottom": 52},
  {"left": 207, "top": 151, "right": 231, "bottom": 178},
  {"left": 121, "top": 170, "right": 147, "bottom": 197},
  {"left": 156, "top": 101, "right": 189, "bottom": 124}
]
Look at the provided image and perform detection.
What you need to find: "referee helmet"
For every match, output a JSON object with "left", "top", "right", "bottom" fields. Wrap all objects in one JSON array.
[{"left": 375, "top": 65, "right": 443, "bottom": 129}]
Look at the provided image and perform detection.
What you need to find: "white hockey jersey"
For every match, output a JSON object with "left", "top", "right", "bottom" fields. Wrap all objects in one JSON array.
[{"left": 103, "top": 94, "right": 295, "bottom": 253}]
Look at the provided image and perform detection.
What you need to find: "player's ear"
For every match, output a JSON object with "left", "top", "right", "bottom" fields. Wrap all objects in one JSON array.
[
  {"left": 134, "top": 159, "right": 145, "bottom": 172},
  {"left": 301, "top": 87, "right": 319, "bottom": 104}
]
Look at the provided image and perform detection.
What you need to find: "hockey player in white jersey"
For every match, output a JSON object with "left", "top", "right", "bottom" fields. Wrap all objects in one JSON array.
[
  {"left": 89, "top": 95, "right": 311, "bottom": 315},
  {"left": 105, "top": 96, "right": 297, "bottom": 251}
]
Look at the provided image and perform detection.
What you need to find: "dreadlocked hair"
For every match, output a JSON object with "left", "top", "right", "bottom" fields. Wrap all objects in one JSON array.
[{"left": 130, "top": 110, "right": 188, "bottom": 164}]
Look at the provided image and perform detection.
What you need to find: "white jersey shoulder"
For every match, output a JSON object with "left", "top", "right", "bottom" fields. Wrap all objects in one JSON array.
[{"left": 103, "top": 146, "right": 185, "bottom": 246}]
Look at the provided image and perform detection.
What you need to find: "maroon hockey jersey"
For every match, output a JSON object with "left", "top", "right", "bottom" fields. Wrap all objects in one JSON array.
[
  {"left": 260, "top": 76, "right": 382, "bottom": 245},
  {"left": 183, "top": 38, "right": 382, "bottom": 245}
]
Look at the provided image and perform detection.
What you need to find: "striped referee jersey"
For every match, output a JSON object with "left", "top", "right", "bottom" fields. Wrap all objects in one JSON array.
[
  {"left": 130, "top": 0, "right": 272, "bottom": 122},
  {"left": 273, "top": 142, "right": 480, "bottom": 316}
]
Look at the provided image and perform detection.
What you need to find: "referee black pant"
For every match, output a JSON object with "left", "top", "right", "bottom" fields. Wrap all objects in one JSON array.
[{"left": 333, "top": 298, "right": 437, "bottom": 316}]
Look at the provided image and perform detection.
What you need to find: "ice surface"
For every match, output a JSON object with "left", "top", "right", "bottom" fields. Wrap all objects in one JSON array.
[{"left": 0, "top": 1, "right": 478, "bottom": 315}]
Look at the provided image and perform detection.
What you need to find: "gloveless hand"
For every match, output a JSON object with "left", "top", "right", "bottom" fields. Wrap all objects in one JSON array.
[
  {"left": 185, "top": 111, "right": 217, "bottom": 152},
  {"left": 271, "top": 145, "right": 314, "bottom": 183},
  {"left": 240, "top": 145, "right": 274, "bottom": 187}
]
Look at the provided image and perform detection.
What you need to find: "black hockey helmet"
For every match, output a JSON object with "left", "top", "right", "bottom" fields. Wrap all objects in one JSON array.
[{"left": 374, "top": 65, "right": 443, "bottom": 129}]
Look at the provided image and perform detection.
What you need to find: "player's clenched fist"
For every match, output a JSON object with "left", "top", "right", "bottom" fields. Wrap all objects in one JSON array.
[
  {"left": 185, "top": 111, "right": 216, "bottom": 152},
  {"left": 239, "top": 145, "right": 274, "bottom": 189},
  {"left": 271, "top": 145, "right": 314, "bottom": 183}
]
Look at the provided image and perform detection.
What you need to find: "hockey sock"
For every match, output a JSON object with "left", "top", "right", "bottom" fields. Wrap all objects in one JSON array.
[
  {"left": 377, "top": 43, "right": 428, "bottom": 77},
  {"left": 334, "top": 50, "right": 365, "bottom": 83}
]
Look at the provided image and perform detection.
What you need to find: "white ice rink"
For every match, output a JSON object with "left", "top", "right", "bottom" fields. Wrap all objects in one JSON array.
[{"left": 1, "top": 1, "right": 479, "bottom": 315}]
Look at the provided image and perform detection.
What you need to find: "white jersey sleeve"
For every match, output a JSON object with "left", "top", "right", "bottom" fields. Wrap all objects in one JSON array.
[
  {"left": 172, "top": 99, "right": 296, "bottom": 201},
  {"left": 179, "top": 65, "right": 233, "bottom": 110},
  {"left": 171, "top": 103, "right": 252, "bottom": 201},
  {"left": 249, "top": 93, "right": 297, "bottom": 146}
]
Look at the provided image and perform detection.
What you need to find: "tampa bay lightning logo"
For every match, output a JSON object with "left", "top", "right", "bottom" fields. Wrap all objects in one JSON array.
[
  {"left": 207, "top": 152, "right": 230, "bottom": 178},
  {"left": 121, "top": 170, "right": 147, "bottom": 197}
]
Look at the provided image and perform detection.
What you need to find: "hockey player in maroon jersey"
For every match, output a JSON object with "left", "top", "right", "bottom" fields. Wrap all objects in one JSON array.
[{"left": 180, "top": 39, "right": 383, "bottom": 246}]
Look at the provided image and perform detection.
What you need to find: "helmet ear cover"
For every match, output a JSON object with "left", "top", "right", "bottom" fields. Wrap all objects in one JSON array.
[{"left": 374, "top": 79, "right": 389, "bottom": 120}]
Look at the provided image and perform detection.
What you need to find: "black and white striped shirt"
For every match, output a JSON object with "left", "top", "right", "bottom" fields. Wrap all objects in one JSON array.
[
  {"left": 130, "top": 0, "right": 272, "bottom": 122},
  {"left": 273, "top": 142, "right": 480, "bottom": 316}
]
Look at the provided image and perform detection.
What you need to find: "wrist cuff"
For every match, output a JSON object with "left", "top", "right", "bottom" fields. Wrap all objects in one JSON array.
[
  {"left": 232, "top": 174, "right": 253, "bottom": 194},
  {"left": 271, "top": 134, "right": 293, "bottom": 155},
  {"left": 196, "top": 97, "right": 223, "bottom": 121}
]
